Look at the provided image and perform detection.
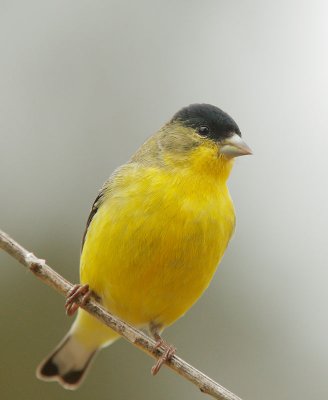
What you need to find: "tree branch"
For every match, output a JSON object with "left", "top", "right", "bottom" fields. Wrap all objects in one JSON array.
[{"left": 0, "top": 229, "right": 243, "bottom": 400}]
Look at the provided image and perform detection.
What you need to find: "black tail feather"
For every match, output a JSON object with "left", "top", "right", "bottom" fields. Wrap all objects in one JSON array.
[{"left": 36, "top": 334, "right": 96, "bottom": 390}]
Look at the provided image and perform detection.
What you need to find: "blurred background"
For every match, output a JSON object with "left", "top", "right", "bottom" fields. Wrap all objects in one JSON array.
[{"left": 1, "top": 1, "right": 328, "bottom": 399}]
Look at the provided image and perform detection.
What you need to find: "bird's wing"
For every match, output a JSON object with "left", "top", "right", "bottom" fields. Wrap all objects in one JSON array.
[
  {"left": 81, "top": 189, "right": 105, "bottom": 251},
  {"left": 81, "top": 164, "right": 138, "bottom": 251},
  {"left": 81, "top": 136, "right": 165, "bottom": 252}
]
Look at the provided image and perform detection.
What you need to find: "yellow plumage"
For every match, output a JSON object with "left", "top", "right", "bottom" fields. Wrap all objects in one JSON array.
[
  {"left": 37, "top": 104, "right": 251, "bottom": 389},
  {"left": 78, "top": 144, "right": 235, "bottom": 330}
]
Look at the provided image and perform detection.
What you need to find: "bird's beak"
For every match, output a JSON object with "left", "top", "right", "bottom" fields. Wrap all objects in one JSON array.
[{"left": 219, "top": 133, "right": 252, "bottom": 158}]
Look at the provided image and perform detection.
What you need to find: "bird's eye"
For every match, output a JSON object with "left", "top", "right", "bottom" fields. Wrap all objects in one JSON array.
[{"left": 198, "top": 126, "right": 210, "bottom": 136}]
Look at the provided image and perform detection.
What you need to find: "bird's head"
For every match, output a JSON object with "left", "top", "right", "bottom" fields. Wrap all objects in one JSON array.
[
  {"left": 169, "top": 103, "right": 251, "bottom": 157},
  {"left": 156, "top": 104, "right": 251, "bottom": 179}
]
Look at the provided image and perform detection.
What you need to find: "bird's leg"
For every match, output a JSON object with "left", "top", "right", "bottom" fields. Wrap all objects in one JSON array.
[
  {"left": 149, "top": 322, "right": 176, "bottom": 376},
  {"left": 65, "top": 284, "right": 92, "bottom": 316}
]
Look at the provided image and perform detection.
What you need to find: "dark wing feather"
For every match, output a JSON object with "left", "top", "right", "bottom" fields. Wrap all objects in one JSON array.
[
  {"left": 81, "top": 162, "right": 148, "bottom": 252},
  {"left": 81, "top": 190, "right": 105, "bottom": 251},
  {"left": 80, "top": 165, "right": 132, "bottom": 252}
]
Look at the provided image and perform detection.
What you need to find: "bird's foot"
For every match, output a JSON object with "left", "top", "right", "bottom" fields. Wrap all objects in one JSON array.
[
  {"left": 151, "top": 339, "right": 176, "bottom": 375},
  {"left": 65, "top": 284, "right": 91, "bottom": 316}
]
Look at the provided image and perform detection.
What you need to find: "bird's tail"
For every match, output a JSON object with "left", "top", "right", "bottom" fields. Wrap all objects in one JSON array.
[
  {"left": 36, "top": 332, "right": 97, "bottom": 389},
  {"left": 36, "top": 309, "right": 120, "bottom": 390}
]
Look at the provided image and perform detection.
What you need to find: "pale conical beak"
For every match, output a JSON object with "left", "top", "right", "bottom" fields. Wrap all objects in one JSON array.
[{"left": 219, "top": 133, "right": 252, "bottom": 158}]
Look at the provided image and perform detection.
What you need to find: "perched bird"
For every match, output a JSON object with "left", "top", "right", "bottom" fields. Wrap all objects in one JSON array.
[{"left": 37, "top": 103, "right": 251, "bottom": 389}]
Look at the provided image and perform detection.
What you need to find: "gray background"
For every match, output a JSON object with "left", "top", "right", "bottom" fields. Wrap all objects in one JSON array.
[{"left": 1, "top": 1, "right": 327, "bottom": 399}]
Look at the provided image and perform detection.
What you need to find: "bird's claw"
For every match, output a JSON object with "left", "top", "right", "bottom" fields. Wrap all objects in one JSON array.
[
  {"left": 65, "top": 284, "right": 91, "bottom": 316},
  {"left": 151, "top": 340, "right": 176, "bottom": 375}
]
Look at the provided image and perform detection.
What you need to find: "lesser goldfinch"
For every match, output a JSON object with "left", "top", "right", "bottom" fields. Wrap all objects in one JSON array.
[{"left": 37, "top": 103, "right": 251, "bottom": 389}]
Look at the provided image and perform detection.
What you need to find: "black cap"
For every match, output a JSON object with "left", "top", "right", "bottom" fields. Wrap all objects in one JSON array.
[{"left": 171, "top": 103, "right": 241, "bottom": 141}]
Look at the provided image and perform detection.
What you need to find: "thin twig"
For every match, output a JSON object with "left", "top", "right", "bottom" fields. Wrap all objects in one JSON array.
[{"left": 0, "top": 229, "right": 243, "bottom": 400}]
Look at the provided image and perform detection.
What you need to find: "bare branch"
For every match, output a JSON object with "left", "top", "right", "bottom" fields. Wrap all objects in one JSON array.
[{"left": 0, "top": 229, "right": 243, "bottom": 400}]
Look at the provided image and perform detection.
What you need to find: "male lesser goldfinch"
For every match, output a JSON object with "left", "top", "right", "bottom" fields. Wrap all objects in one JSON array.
[{"left": 37, "top": 104, "right": 251, "bottom": 389}]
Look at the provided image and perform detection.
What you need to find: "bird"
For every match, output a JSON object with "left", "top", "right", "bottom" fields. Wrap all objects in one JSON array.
[{"left": 36, "top": 103, "right": 251, "bottom": 389}]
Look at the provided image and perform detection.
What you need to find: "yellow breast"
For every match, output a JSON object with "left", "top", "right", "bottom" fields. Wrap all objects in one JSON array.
[{"left": 80, "top": 145, "right": 235, "bottom": 327}]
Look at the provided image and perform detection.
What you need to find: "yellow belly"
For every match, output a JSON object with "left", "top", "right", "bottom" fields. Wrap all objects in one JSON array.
[{"left": 80, "top": 167, "right": 235, "bottom": 328}]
